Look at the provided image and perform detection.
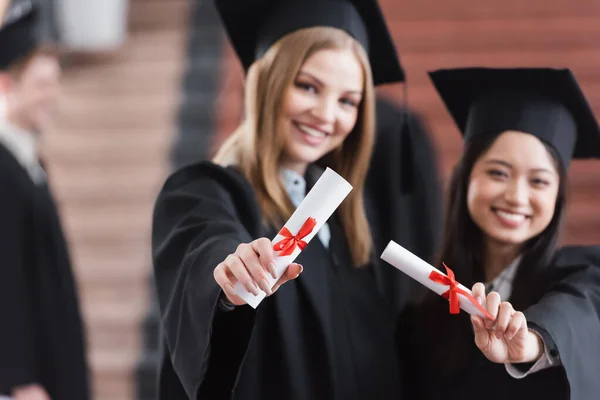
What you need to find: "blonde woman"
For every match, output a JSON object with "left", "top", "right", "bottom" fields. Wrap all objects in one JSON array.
[{"left": 151, "top": 0, "right": 416, "bottom": 399}]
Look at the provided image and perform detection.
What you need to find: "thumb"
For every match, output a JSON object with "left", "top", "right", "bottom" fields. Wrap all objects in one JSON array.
[{"left": 272, "top": 263, "right": 303, "bottom": 292}]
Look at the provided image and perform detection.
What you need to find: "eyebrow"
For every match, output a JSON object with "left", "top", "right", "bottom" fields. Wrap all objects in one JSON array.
[
  {"left": 484, "top": 159, "right": 555, "bottom": 175},
  {"left": 297, "top": 71, "right": 363, "bottom": 95}
]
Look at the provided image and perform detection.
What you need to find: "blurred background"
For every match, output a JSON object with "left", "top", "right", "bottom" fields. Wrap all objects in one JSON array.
[{"left": 30, "top": 0, "right": 600, "bottom": 398}]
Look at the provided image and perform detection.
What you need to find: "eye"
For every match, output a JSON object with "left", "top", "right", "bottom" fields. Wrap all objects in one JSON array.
[
  {"left": 295, "top": 81, "right": 317, "bottom": 94},
  {"left": 530, "top": 178, "right": 550, "bottom": 188},
  {"left": 486, "top": 169, "right": 508, "bottom": 180},
  {"left": 339, "top": 97, "right": 359, "bottom": 108}
]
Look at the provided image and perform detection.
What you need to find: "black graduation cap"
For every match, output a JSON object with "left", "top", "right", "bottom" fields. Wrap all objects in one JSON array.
[
  {"left": 429, "top": 67, "right": 600, "bottom": 168},
  {"left": 0, "top": 0, "right": 39, "bottom": 69},
  {"left": 214, "top": 0, "right": 405, "bottom": 85}
]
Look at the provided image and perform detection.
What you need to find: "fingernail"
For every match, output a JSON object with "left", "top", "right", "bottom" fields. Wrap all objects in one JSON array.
[
  {"left": 477, "top": 296, "right": 483, "bottom": 305},
  {"left": 268, "top": 262, "right": 277, "bottom": 279},
  {"left": 245, "top": 281, "right": 259, "bottom": 296},
  {"left": 485, "top": 320, "right": 493, "bottom": 329},
  {"left": 225, "top": 284, "right": 235, "bottom": 296},
  {"left": 496, "top": 331, "right": 503, "bottom": 339},
  {"left": 298, "top": 264, "right": 304, "bottom": 274},
  {"left": 259, "top": 279, "right": 272, "bottom": 295}
]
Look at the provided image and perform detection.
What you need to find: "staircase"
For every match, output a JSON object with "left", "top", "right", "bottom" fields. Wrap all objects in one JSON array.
[{"left": 43, "top": 0, "right": 191, "bottom": 398}]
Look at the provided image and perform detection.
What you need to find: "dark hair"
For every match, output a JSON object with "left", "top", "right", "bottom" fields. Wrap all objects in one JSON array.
[{"left": 419, "top": 131, "right": 568, "bottom": 375}]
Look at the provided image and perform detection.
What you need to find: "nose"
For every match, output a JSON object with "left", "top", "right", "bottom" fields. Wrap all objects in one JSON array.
[
  {"left": 504, "top": 178, "right": 529, "bottom": 206},
  {"left": 311, "top": 96, "right": 336, "bottom": 124}
]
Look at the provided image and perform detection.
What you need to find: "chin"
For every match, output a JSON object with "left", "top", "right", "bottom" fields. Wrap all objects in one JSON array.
[
  {"left": 288, "top": 147, "right": 327, "bottom": 165},
  {"left": 485, "top": 229, "right": 531, "bottom": 247}
]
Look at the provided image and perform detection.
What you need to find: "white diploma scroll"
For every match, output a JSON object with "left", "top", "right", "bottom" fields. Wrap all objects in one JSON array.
[
  {"left": 380, "top": 241, "right": 491, "bottom": 319},
  {"left": 234, "top": 167, "right": 353, "bottom": 309}
]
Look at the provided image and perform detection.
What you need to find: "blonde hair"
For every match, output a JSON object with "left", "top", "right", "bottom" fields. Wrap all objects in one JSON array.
[{"left": 214, "top": 27, "right": 376, "bottom": 267}]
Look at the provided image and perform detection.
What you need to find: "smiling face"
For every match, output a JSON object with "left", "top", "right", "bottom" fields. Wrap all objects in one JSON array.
[
  {"left": 467, "top": 131, "right": 560, "bottom": 251},
  {"left": 279, "top": 48, "right": 364, "bottom": 174}
]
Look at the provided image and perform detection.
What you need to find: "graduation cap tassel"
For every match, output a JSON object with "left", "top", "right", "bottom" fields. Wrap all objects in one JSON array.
[{"left": 398, "top": 80, "right": 415, "bottom": 193}]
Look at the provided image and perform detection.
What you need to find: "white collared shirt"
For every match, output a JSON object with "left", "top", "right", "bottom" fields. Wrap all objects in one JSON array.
[
  {"left": 485, "top": 256, "right": 521, "bottom": 301},
  {"left": 0, "top": 120, "right": 45, "bottom": 184},
  {"left": 280, "top": 168, "right": 331, "bottom": 248}
]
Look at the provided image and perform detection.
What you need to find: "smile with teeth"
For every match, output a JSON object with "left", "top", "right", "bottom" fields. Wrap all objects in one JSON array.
[
  {"left": 295, "top": 122, "right": 329, "bottom": 138},
  {"left": 492, "top": 208, "right": 530, "bottom": 223}
]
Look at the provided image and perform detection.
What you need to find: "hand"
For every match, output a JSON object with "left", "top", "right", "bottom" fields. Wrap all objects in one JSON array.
[
  {"left": 213, "top": 238, "right": 303, "bottom": 306},
  {"left": 471, "top": 283, "right": 543, "bottom": 364},
  {"left": 12, "top": 384, "right": 51, "bottom": 400}
]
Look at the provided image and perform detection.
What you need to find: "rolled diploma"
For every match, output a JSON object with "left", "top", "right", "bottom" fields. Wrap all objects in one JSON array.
[
  {"left": 381, "top": 241, "right": 488, "bottom": 318},
  {"left": 233, "top": 167, "right": 353, "bottom": 309}
]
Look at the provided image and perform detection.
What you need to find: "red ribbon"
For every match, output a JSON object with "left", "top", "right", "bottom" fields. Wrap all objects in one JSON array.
[
  {"left": 429, "top": 262, "right": 494, "bottom": 320},
  {"left": 273, "top": 217, "right": 317, "bottom": 256}
]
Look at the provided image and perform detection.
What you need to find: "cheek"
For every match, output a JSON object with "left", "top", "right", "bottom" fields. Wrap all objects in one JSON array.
[
  {"left": 282, "top": 92, "right": 295, "bottom": 117},
  {"left": 467, "top": 179, "right": 502, "bottom": 218},
  {"left": 337, "top": 110, "right": 358, "bottom": 136},
  {"left": 532, "top": 192, "right": 558, "bottom": 224},
  {"left": 467, "top": 180, "right": 487, "bottom": 213},
  {"left": 283, "top": 90, "right": 311, "bottom": 117}
]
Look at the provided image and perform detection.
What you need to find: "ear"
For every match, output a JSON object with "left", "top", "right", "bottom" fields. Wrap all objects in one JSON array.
[{"left": 0, "top": 73, "right": 11, "bottom": 95}]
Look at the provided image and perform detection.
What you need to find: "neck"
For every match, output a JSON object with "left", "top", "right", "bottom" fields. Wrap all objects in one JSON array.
[{"left": 483, "top": 240, "right": 521, "bottom": 282}]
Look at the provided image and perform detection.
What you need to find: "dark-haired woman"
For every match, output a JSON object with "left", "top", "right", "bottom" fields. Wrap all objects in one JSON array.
[{"left": 397, "top": 67, "right": 600, "bottom": 400}]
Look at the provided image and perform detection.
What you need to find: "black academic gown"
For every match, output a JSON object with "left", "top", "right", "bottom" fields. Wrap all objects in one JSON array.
[
  {"left": 152, "top": 99, "right": 442, "bottom": 399},
  {"left": 152, "top": 162, "right": 407, "bottom": 400},
  {"left": 0, "top": 144, "right": 90, "bottom": 399},
  {"left": 398, "top": 245, "right": 600, "bottom": 400},
  {"left": 367, "top": 98, "right": 442, "bottom": 283}
]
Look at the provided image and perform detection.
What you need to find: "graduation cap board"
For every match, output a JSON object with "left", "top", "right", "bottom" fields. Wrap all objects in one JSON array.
[
  {"left": 214, "top": 0, "right": 405, "bottom": 85},
  {"left": 0, "top": 0, "right": 39, "bottom": 69},
  {"left": 429, "top": 67, "right": 600, "bottom": 168}
]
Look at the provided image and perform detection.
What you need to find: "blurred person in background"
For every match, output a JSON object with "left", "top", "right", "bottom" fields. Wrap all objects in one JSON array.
[{"left": 0, "top": 1, "right": 89, "bottom": 399}]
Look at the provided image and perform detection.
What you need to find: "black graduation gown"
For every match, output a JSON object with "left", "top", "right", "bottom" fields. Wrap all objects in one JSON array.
[
  {"left": 152, "top": 162, "right": 407, "bottom": 399},
  {"left": 152, "top": 98, "right": 442, "bottom": 399},
  {"left": 397, "top": 245, "right": 600, "bottom": 400},
  {"left": 0, "top": 144, "right": 89, "bottom": 399},
  {"left": 367, "top": 98, "right": 442, "bottom": 308}
]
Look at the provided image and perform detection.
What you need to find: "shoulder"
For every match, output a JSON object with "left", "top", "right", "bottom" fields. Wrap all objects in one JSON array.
[
  {"left": 161, "top": 161, "right": 249, "bottom": 192},
  {"left": 0, "top": 144, "right": 34, "bottom": 203},
  {"left": 153, "top": 161, "right": 262, "bottom": 231},
  {"left": 553, "top": 245, "right": 600, "bottom": 268},
  {"left": 538, "top": 245, "right": 600, "bottom": 286},
  {"left": 157, "top": 161, "right": 256, "bottom": 206}
]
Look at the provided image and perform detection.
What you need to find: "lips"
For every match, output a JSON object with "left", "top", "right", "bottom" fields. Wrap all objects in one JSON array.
[{"left": 294, "top": 122, "right": 329, "bottom": 138}]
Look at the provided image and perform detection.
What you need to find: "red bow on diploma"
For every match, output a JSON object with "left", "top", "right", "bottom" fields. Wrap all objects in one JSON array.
[
  {"left": 273, "top": 217, "right": 317, "bottom": 256},
  {"left": 428, "top": 263, "right": 494, "bottom": 320}
]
